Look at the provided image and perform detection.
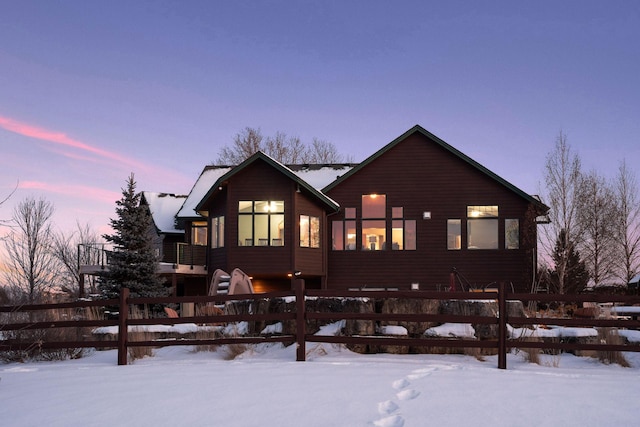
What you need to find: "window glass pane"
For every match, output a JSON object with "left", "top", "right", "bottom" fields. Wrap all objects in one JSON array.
[
  {"left": 447, "top": 219, "right": 461, "bottom": 250},
  {"left": 467, "top": 206, "right": 498, "bottom": 218},
  {"left": 254, "top": 215, "right": 269, "bottom": 245},
  {"left": 239, "top": 201, "right": 253, "bottom": 213},
  {"left": 218, "top": 216, "right": 225, "bottom": 248},
  {"left": 362, "top": 194, "right": 386, "bottom": 218},
  {"left": 392, "top": 207, "right": 403, "bottom": 218},
  {"left": 505, "top": 219, "right": 519, "bottom": 249},
  {"left": 211, "top": 217, "right": 221, "bottom": 249},
  {"left": 254, "top": 200, "right": 269, "bottom": 213},
  {"left": 300, "top": 215, "right": 310, "bottom": 247},
  {"left": 362, "top": 220, "right": 386, "bottom": 251},
  {"left": 332, "top": 221, "right": 344, "bottom": 250},
  {"left": 271, "top": 214, "right": 284, "bottom": 246},
  {"left": 345, "top": 207, "right": 356, "bottom": 219},
  {"left": 467, "top": 219, "right": 498, "bottom": 249},
  {"left": 392, "top": 219, "right": 403, "bottom": 250},
  {"left": 310, "top": 216, "right": 320, "bottom": 248},
  {"left": 345, "top": 220, "right": 356, "bottom": 250},
  {"left": 238, "top": 215, "right": 253, "bottom": 246},
  {"left": 405, "top": 220, "right": 416, "bottom": 250},
  {"left": 271, "top": 201, "right": 284, "bottom": 213}
]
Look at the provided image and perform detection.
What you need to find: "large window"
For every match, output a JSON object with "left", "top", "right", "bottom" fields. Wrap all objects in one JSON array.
[
  {"left": 467, "top": 205, "right": 498, "bottom": 250},
  {"left": 211, "top": 216, "right": 224, "bottom": 249},
  {"left": 362, "top": 194, "right": 386, "bottom": 251},
  {"left": 238, "top": 201, "right": 284, "bottom": 247},
  {"left": 332, "top": 199, "right": 416, "bottom": 251},
  {"left": 300, "top": 215, "right": 320, "bottom": 248},
  {"left": 191, "top": 221, "right": 207, "bottom": 246}
]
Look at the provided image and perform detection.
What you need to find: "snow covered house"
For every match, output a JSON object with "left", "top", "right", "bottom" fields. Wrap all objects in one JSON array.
[{"left": 128, "top": 125, "right": 549, "bottom": 297}]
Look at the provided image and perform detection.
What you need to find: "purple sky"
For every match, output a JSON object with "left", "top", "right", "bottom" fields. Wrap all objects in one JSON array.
[{"left": 1, "top": 1, "right": 639, "bottom": 236}]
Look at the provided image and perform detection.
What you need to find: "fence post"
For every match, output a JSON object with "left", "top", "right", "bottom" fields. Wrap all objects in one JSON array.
[
  {"left": 117, "top": 288, "right": 129, "bottom": 366},
  {"left": 497, "top": 281, "right": 507, "bottom": 369},
  {"left": 295, "top": 279, "right": 306, "bottom": 361}
]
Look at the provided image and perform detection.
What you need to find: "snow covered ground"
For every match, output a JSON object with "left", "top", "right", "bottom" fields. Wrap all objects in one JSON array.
[{"left": 1, "top": 339, "right": 639, "bottom": 427}]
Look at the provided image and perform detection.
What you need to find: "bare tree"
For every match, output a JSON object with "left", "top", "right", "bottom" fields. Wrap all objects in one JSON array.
[
  {"left": 576, "top": 170, "right": 619, "bottom": 286},
  {"left": 2, "top": 197, "right": 59, "bottom": 303},
  {"left": 264, "top": 132, "right": 308, "bottom": 163},
  {"left": 541, "top": 131, "right": 584, "bottom": 294},
  {"left": 51, "top": 222, "right": 102, "bottom": 298},
  {"left": 215, "top": 127, "right": 350, "bottom": 165},
  {"left": 614, "top": 159, "right": 640, "bottom": 284},
  {"left": 216, "top": 127, "right": 264, "bottom": 165},
  {"left": 307, "top": 138, "right": 351, "bottom": 163}
]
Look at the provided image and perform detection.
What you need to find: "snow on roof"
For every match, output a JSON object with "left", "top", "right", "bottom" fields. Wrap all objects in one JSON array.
[
  {"left": 142, "top": 192, "right": 188, "bottom": 234},
  {"left": 288, "top": 164, "right": 356, "bottom": 190},
  {"left": 629, "top": 274, "right": 640, "bottom": 285},
  {"left": 176, "top": 166, "right": 233, "bottom": 219}
]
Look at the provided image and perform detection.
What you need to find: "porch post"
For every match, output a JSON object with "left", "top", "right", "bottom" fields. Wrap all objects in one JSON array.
[
  {"left": 295, "top": 279, "right": 306, "bottom": 361},
  {"left": 497, "top": 281, "right": 507, "bottom": 369},
  {"left": 117, "top": 288, "right": 129, "bottom": 366}
]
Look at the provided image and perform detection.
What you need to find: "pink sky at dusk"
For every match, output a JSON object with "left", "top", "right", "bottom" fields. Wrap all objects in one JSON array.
[{"left": 1, "top": 1, "right": 639, "bottom": 244}]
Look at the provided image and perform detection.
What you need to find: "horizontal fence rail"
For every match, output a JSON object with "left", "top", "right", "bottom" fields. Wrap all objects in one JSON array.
[{"left": 1, "top": 282, "right": 640, "bottom": 368}]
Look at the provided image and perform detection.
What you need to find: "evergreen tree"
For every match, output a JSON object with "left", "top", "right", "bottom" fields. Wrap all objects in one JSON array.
[
  {"left": 99, "top": 174, "right": 166, "bottom": 300},
  {"left": 551, "top": 229, "right": 589, "bottom": 294}
]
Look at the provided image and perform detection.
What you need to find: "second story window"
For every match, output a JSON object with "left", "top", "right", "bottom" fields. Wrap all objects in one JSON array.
[
  {"left": 238, "top": 200, "right": 284, "bottom": 247},
  {"left": 191, "top": 221, "right": 208, "bottom": 246}
]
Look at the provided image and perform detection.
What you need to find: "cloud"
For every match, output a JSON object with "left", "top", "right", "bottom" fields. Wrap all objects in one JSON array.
[
  {"left": 19, "top": 181, "right": 121, "bottom": 205},
  {"left": 0, "top": 115, "right": 149, "bottom": 172},
  {"left": 0, "top": 114, "right": 195, "bottom": 198}
]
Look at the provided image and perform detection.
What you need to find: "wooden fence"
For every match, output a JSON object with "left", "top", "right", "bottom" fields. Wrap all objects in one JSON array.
[{"left": 1, "top": 282, "right": 640, "bottom": 368}]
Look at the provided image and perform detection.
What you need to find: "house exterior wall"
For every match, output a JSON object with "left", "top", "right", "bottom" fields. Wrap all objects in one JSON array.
[
  {"left": 202, "top": 159, "right": 328, "bottom": 291},
  {"left": 324, "top": 132, "right": 537, "bottom": 292}
]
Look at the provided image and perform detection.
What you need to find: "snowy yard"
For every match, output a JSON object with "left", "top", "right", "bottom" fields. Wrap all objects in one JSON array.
[{"left": 1, "top": 341, "right": 639, "bottom": 427}]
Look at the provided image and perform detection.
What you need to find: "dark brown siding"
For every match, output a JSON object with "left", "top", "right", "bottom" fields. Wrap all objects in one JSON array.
[
  {"left": 202, "top": 158, "right": 328, "bottom": 291},
  {"left": 325, "top": 132, "right": 537, "bottom": 292}
]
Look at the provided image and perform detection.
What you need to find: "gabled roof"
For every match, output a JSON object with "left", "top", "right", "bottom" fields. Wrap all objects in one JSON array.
[
  {"left": 176, "top": 166, "right": 233, "bottom": 219},
  {"left": 194, "top": 151, "right": 340, "bottom": 214},
  {"left": 141, "top": 192, "right": 188, "bottom": 234},
  {"left": 322, "top": 124, "right": 549, "bottom": 212}
]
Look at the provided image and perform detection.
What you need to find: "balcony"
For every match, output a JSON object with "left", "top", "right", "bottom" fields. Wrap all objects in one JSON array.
[{"left": 78, "top": 243, "right": 207, "bottom": 276}]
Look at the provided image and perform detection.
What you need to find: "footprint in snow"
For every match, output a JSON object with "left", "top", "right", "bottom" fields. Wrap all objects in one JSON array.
[
  {"left": 407, "top": 367, "right": 435, "bottom": 380},
  {"left": 391, "top": 378, "right": 410, "bottom": 390},
  {"left": 373, "top": 414, "right": 405, "bottom": 427},
  {"left": 396, "top": 389, "right": 420, "bottom": 401},
  {"left": 377, "top": 400, "right": 399, "bottom": 415}
]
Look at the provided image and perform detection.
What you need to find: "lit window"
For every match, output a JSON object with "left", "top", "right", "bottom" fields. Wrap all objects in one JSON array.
[
  {"left": 300, "top": 215, "right": 320, "bottom": 248},
  {"left": 447, "top": 219, "right": 461, "bottom": 250},
  {"left": 332, "top": 219, "right": 356, "bottom": 251},
  {"left": 238, "top": 201, "right": 284, "bottom": 246},
  {"left": 467, "top": 206, "right": 498, "bottom": 250},
  {"left": 362, "top": 194, "right": 386, "bottom": 218},
  {"left": 191, "top": 221, "right": 207, "bottom": 246},
  {"left": 391, "top": 207, "right": 415, "bottom": 250}
]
